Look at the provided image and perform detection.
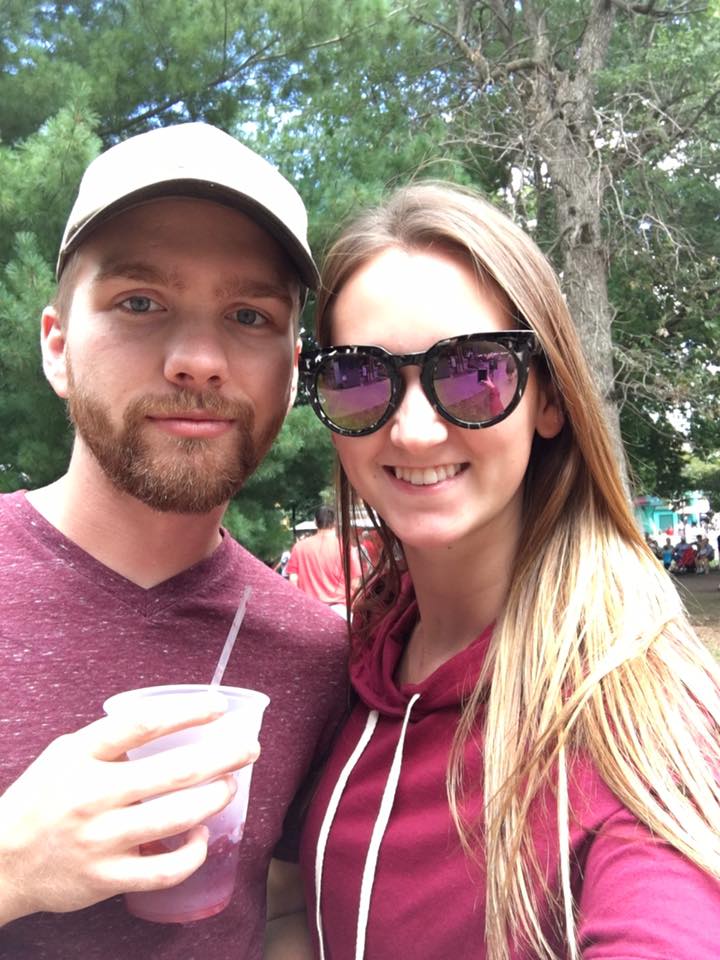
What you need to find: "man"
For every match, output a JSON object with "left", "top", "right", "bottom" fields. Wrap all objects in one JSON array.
[
  {"left": 0, "top": 123, "right": 347, "bottom": 959},
  {"left": 287, "top": 505, "right": 361, "bottom": 617}
]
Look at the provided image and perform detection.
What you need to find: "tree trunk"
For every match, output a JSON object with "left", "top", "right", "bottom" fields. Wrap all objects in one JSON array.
[
  {"left": 526, "top": 0, "right": 630, "bottom": 486},
  {"left": 542, "top": 129, "right": 628, "bottom": 483}
]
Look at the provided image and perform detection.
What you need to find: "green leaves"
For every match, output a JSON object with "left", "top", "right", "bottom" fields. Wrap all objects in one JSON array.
[{"left": 225, "top": 405, "right": 335, "bottom": 561}]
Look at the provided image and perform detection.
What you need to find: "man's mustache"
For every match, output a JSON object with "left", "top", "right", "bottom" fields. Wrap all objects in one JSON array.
[{"left": 125, "top": 390, "right": 252, "bottom": 422}]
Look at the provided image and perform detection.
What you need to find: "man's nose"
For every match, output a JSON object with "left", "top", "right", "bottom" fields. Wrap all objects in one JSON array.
[
  {"left": 389, "top": 371, "right": 449, "bottom": 450},
  {"left": 163, "top": 321, "right": 230, "bottom": 390}
]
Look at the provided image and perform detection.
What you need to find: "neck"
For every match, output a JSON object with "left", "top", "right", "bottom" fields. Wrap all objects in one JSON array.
[
  {"left": 26, "top": 451, "right": 226, "bottom": 588},
  {"left": 397, "top": 537, "right": 517, "bottom": 685}
]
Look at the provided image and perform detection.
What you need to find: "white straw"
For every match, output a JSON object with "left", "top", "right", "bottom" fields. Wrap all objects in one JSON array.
[{"left": 210, "top": 586, "right": 252, "bottom": 687}]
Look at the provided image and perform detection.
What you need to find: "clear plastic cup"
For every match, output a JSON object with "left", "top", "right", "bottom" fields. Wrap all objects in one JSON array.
[{"left": 103, "top": 684, "right": 269, "bottom": 923}]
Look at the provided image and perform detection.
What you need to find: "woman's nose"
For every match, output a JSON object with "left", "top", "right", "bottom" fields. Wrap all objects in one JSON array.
[{"left": 388, "top": 372, "right": 449, "bottom": 450}]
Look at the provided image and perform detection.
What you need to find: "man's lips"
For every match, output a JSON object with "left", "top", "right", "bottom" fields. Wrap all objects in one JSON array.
[{"left": 146, "top": 413, "right": 236, "bottom": 438}]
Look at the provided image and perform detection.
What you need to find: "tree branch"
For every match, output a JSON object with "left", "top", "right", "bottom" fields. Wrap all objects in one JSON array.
[
  {"left": 412, "top": 8, "right": 540, "bottom": 83},
  {"left": 606, "top": 82, "right": 720, "bottom": 174},
  {"left": 410, "top": 11, "right": 491, "bottom": 81},
  {"left": 99, "top": 17, "right": 378, "bottom": 140},
  {"left": 609, "top": 0, "right": 707, "bottom": 18},
  {"left": 574, "top": 0, "right": 615, "bottom": 99},
  {"left": 487, "top": 0, "right": 514, "bottom": 43}
]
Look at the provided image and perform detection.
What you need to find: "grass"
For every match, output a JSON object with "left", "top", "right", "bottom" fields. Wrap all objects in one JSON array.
[{"left": 673, "top": 571, "right": 720, "bottom": 660}]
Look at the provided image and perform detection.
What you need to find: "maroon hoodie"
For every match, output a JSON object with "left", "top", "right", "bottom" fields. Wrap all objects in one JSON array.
[{"left": 300, "top": 576, "right": 720, "bottom": 959}]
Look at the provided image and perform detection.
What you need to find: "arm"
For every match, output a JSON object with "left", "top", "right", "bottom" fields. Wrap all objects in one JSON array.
[
  {"left": 579, "top": 804, "right": 720, "bottom": 958},
  {"left": 0, "top": 694, "right": 257, "bottom": 925},
  {"left": 286, "top": 546, "right": 300, "bottom": 587},
  {"left": 264, "top": 859, "right": 314, "bottom": 960}
]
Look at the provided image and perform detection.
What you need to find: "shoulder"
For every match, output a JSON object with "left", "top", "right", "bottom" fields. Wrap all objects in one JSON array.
[
  {"left": 0, "top": 490, "right": 47, "bottom": 564},
  {"left": 0, "top": 490, "right": 27, "bottom": 524},
  {"left": 222, "top": 535, "right": 348, "bottom": 651},
  {"left": 291, "top": 536, "right": 312, "bottom": 555},
  {"left": 576, "top": 792, "right": 720, "bottom": 958}
]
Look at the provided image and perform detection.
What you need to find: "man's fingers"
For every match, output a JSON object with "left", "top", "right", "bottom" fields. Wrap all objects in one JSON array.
[
  {"left": 114, "top": 737, "right": 259, "bottom": 806},
  {"left": 75, "top": 694, "right": 230, "bottom": 760},
  {"left": 110, "top": 825, "right": 211, "bottom": 893},
  {"left": 88, "top": 776, "right": 238, "bottom": 849}
]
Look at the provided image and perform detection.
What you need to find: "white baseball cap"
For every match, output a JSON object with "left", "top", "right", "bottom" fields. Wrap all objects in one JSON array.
[{"left": 57, "top": 122, "right": 319, "bottom": 291}]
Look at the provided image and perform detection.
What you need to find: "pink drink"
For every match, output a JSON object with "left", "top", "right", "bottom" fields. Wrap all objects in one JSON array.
[
  {"left": 103, "top": 685, "right": 269, "bottom": 924},
  {"left": 126, "top": 828, "right": 245, "bottom": 924}
]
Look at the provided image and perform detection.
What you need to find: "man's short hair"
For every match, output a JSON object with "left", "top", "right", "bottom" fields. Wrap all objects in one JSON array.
[{"left": 315, "top": 505, "right": 335, "bottom": 529}]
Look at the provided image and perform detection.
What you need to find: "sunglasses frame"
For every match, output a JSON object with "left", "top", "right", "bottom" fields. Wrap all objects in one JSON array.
[{"left": 301, "top": 330, "right": 542, "bottom": 437}]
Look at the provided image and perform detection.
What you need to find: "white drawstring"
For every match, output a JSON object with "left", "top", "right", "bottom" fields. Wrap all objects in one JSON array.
[
  {"left": 557, "top": 743, "right": 579, "bottom": 959},
  {"left": 313, "top": 693, "right": 421, "bottom": 960},
  {"left": 314, "top": 709, "right": 379, "bottom": 960},
  {"left": 355, "top": 693, "right": 420, "bottom": 960}
]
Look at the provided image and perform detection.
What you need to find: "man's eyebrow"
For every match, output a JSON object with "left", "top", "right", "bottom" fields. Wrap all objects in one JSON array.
[
  {"left": 91, "top": 262, "right": 295, "bottom": 307},
  {"left": 216, "top": 280, "right": 295, "bottom": 308},
  {"left": 92, "top": 261, "right": 184, "bottom": 289}
]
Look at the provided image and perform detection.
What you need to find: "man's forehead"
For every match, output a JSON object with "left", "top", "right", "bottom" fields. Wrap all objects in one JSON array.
[{"left": 79, "top": 196, "right": 296, "bottom": 273}]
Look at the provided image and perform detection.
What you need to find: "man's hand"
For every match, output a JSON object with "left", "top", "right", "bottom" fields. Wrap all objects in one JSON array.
[{"left": 0, "top": 694, "right": 259, "bottom": 925}]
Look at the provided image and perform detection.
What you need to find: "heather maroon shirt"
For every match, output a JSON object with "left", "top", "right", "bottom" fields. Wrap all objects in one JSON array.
[
  {"left": 0, "top": 491, "right": 348, "bottom": 959},
  {"left": 300, "top": 576, "right": 720, "bottom": 959}
]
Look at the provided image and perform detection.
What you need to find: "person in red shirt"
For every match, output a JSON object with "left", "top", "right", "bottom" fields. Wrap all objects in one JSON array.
[{"left": 286, "top": 506, "right": 361, "bottom": 617}]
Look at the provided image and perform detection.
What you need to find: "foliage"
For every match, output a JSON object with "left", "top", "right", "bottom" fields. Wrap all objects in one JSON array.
[
  {"left": 222, "top": 404, "right": 335, "bottom": 562},
  {"left": 0, "top": 109, "right": 100, "bottom": 488},
  {"left": 683, "top": 454, "right": 720, "bottom": 509},
  {"left": 0, "top": 231, "right": 71, "bottom": 491}
]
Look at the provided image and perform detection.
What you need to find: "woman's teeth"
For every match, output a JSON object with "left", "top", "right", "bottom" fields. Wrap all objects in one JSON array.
[{"left": 393, "top": 464, "right": 463, "bottom": 486}]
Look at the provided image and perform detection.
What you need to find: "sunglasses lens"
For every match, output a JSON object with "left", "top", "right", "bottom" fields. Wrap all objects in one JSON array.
[
  {"left": 315, "top": 353, "right": 392, "bottom": 432},
  {"left": 432, "top": 338, "right": 520, "bottom": 424}
]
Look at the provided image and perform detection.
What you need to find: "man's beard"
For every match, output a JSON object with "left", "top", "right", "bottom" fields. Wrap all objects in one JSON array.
[{"left": 66, "top": 362, "right": 284, "bottom": 514}]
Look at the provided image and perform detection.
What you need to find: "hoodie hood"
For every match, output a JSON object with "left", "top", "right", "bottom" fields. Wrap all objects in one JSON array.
[{"left": 351, "top": 574, "right": 494, "bottom": 719}]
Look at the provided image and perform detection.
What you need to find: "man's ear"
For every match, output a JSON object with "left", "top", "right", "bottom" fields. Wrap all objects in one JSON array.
[
  {"left": 286, "top": 337, "right": 302, "bottom": 413},
  {"left": 41, "top": 306, "right": 69, "bottom": 399},
  {"left": 535, "top": 380, "right": 565, "bottom": 439}
]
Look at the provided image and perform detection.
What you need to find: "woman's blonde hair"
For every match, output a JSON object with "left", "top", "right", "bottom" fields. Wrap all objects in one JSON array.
[{"left": 314, "top": 181, "right": 720, "bottom": 960}]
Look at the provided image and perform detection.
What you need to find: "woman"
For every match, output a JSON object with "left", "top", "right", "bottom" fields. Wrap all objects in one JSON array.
[{"left": 298, "top": 183, "right": 720, "bottom": 959}]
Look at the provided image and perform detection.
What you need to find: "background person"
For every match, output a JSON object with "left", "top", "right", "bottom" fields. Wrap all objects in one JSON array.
[
  {"left": 661, "top": 536, "right": 674, "bottom": 570},
  {"left": 273, "top": 548, "right": 292, "bottom": 578},
  {"left": 0, "top": 123, "right": 347, "bottom": 960},
  {"left": 298, "top": 182, "right": 720, "bottom": 959},
  {"left": 286, "top": 505, "right": 361, "bottom": 618},
  {"left": 696, "top": 537, "right": 714, "bottom": 574}
]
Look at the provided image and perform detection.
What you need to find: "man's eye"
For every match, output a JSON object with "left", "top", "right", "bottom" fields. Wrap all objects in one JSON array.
[
  {"left": 233, "top": 308, "right": 266, "bottom": 326},
  {"left": 119, "top": 295, "right": 162, "bottom": 313}
]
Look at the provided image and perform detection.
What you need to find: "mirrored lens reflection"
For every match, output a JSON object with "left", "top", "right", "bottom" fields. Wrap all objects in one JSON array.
[
  {"left": 315, "top": 339, "right": 521, "bottom": 432},
  {"left": 317, "top": 354, "right": 392, "bottom": 431},
  {"left": 433, "top": 339, "right": 518, "bottom": 423}
]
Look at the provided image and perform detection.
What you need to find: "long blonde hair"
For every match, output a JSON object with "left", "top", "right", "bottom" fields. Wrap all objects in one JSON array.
[{"left": 315, "top": 182, "right": 720, "bottom": 959}]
